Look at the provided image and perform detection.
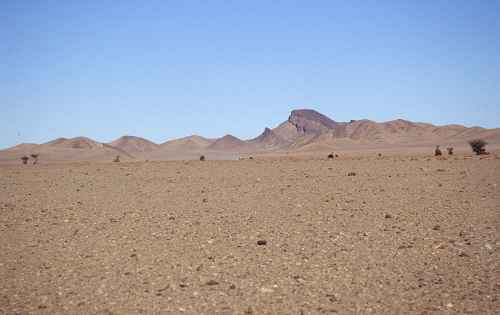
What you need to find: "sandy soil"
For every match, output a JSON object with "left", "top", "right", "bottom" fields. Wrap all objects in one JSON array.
[{"left": 1, "top": 154, "right": 499, "bottom": 314}]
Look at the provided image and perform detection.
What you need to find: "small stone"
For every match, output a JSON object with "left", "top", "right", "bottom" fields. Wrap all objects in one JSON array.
[
  {"left": 260, "top": 287, "right": 274, "bottom": 293},
  {"left": 384, "top": 214, "right": 392, "bottom": 219},
  {"left": 257, "top": 240, "right": 267, "bottom": 246},
  {"left": 205, "top": 280, "right": 219, "bottom": 286},
  {"left": 434, "top": 243, "right": 445, "bottom": 250}
]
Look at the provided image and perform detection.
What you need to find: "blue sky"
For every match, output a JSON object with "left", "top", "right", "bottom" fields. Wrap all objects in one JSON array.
[{"left": 1, "top": 0, "right": 499, "bottom": 148}]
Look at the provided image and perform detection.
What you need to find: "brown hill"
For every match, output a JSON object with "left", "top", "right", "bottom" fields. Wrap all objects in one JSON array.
[
  {"left": 109, "top": 136, "right": 159, "bottom": 156},
  {"left": 4, "top": 143, "right": 39, "bottom": 152},
  {"left": 269, "top": 110, "right": 500, "bottom": 152},
  {"left": 142, "top": 135, "right": 218, "bottom": 160},
  {"left": 160, "top": 135, "right": 214, "bottom": 151},
  {"left": 288, "top": 109, "right": 340, "bottom": 133},
  {"left": 0, "top": 137, "right": 132, "bottom": 164},
  {"left": 44, "top": 137, "right": 103, "bottom": 149},
  {"left": 248, "top": 128, "right": 290, "bottom": 149},
  {"left": 295, "top": 117, "right": 500, "bottom": 151},
  {"left": 208, "top": 134, "right": 249, "bottom": 151}
]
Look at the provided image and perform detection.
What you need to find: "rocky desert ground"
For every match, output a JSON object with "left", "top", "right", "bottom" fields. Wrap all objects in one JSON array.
[{"left": 1, "top": 153, "right": 499, "bottom": 314}]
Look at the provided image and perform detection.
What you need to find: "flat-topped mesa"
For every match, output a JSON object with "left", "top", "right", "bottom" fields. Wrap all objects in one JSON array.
[{"left": 288, "top": 109, "right": 340, "bottom": 135}]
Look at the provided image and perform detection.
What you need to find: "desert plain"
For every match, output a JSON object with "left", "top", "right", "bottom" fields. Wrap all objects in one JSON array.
[{"left": 1, "top": 151, "right": 499, "bottom": 314}]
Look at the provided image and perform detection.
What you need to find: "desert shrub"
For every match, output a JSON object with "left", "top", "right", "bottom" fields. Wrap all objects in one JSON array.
[
  {"left": 113, "top": 155, "right": 120, "bottom": 162},
  {"left": 200, "top": 155, "right": 205, "bottom": 161},
  {"left": 446, "top": 147, "right": 453, "bottom": 155},
  {"left": 434, "top": 145, "right": 442, "bottom": 156},
  {"left": 21, "top": 156, "right": 29, "bottom": 165},
  {"left": 468, "top": 139, "right": 488, "bottom": 155},
  {"left": 30, "top": 153, "right": 39, "bottom": 164}
]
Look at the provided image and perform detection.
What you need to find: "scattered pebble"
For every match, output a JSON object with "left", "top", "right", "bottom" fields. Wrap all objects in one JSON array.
[
  {"left": 260, "top": 287, "right": 274, "bottom": 293},
  {"left": 205, "top": 280, "right": 219, "bottom": 286}
]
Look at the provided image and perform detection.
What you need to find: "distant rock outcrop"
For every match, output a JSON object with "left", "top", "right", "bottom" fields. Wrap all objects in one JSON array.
[
  {"left": 288, "top": 109, "right": 339, "bottom": 134},
  {"left": 249, "top": 127, "right": 290, "bottom": 149}
]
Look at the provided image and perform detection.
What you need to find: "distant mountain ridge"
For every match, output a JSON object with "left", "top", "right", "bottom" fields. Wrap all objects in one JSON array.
[{"left": 2, "top": 109, "right": 499, "bottom": 162}]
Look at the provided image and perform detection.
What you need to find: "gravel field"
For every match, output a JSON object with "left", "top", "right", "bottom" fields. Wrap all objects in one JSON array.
[{"left": 1, "top": 155, "right": 499, "bottom": 314}]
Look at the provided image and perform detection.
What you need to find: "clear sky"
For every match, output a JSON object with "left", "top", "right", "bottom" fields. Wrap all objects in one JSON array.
[{"left": 1, "top": 0, "right": 499, "bottom": 149}]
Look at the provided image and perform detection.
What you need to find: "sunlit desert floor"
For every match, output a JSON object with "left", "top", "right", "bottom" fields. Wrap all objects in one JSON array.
[{"left": 1, "top": 155, "right": 499, "bottom": 314}]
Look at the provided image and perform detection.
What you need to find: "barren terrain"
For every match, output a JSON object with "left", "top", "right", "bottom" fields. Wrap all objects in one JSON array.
[
  {"left": 1, "top": 154, "right": 499, "bottom": 314},
  {"left": 2, "top": 109, "right": 500, "bottom": 164}
]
